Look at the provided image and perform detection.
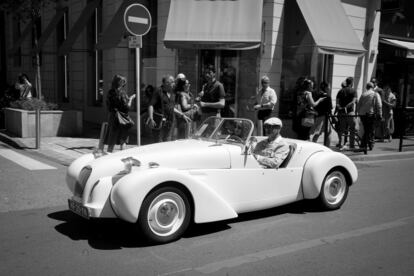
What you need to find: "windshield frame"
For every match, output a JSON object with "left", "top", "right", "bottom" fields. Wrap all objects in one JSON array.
[{"left": 191, "top": 117, "right": 254, "bottom": 145}]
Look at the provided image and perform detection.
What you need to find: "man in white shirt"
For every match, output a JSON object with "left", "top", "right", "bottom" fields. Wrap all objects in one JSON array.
[
  {"left": 251, "top": 117, "right": 290, "bottom": 169},
  {"left": 254, "top": 76, "right": 277, "bottom": 134}
]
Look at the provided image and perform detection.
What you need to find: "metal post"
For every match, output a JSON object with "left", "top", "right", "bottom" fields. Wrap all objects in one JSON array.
[
  {"left": 399, "top": 63, "right": 409, "bottom": 152},
  {"left": 323, "top": 114, "right": 329, "bottom": 146},
  {"left": 35, "top": 108, "right": 41, "bottom": 149},
  {"left": 258, "top": 120, "right": 263, "bottom": 136},
  {"left": 136, "top": 43, "right": 141, "bottom": 146},
  {"left": 98, "top": 122, "right": 108, "bottom": 150}
]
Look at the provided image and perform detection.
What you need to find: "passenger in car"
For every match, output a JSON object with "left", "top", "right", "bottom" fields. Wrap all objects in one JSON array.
[{"left": 250, "top": 117, "right": 290, "bottom": 169}]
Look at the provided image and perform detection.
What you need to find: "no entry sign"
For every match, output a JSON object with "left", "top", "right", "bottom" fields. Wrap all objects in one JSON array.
[{"left": 124, "top": 4, "right": 152, "bottom": 36}]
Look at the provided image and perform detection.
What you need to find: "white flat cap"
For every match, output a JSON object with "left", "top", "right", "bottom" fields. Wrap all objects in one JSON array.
[{"left": 264, "top": 117, "right": 283, "bottom": 127}]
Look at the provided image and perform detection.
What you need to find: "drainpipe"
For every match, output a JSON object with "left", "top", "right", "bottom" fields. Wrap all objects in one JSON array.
[{"left": 362, "top": 1, "right": 381, "bottom": 90}]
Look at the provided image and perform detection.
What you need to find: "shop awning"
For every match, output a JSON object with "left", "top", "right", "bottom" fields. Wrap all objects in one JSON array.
[
  {"left": 296, "top": 0, "right": 366, "bottom": 56},
  {"left": 58, "top": 0, "right": 100, "bottom": 56},
  {"left": 8, "top": 21, "right": 33, "bottom": 55},
  {"left": 34, "top": 7, "right": 68, "bottom": 53},
  {"left": 164, "top": 0, "right": 263, "bottom": 50},
  {"left": 380, "top": 38, "right": 414, "bottom": 59}
]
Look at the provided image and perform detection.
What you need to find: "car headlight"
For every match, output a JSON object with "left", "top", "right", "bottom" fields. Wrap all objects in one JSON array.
[{"left": 121, "top": 157, "right": 141, "bottom": 173}]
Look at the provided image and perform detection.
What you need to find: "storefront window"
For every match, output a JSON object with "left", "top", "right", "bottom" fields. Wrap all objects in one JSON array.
[
  {"left": 12, "top": 18, "right": 21, "bottom": 67},
  {"left": 57, "top": 10, "right": 69, "bottom": 102},
  {"left": 381, "top": 0, "right": 414, "bottom": 39},
  {"left": 86, "top": 0, "right": 103, "bottom": 106}
]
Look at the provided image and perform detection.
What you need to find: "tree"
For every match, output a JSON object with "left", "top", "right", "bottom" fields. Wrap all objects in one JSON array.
[{"left": 0, "top": 0, "right": 58, "bottom": 100}]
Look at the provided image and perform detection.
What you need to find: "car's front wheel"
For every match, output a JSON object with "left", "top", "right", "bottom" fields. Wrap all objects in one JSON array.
[
  {"left": 137, "top": 186, "right": 191, "bottom": 244},
  {"left": 317, "top": 169, "right": 349, "bottom": 210}
]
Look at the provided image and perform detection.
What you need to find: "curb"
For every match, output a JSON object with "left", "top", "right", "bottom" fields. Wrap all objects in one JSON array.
[
  {"left": 0, "top": 131, "right": 24, "bottom": 149},
  {"left": 348, "top": 151, "right": 414, "bottom": 162},
  {"left": 2, "top": 130, "right": 414, "bottom": 165}
]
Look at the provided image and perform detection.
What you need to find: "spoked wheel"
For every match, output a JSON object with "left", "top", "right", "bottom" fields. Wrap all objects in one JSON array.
[
  {"left": 318, "top": 169, "right": 349, "bottom": 210},
  {"left": 138, "top": 186, "right": 191, "bottom": 244}
]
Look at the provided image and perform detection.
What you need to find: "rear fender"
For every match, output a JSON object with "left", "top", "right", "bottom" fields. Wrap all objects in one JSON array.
[
  {"left": 302, "top": 152, "right": 358, "bottom": 199},
  {"left": 110, "top": 168, "right": 238, "bottom": 223}
]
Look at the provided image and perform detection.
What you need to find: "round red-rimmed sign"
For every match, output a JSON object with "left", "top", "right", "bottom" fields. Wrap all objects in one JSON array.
[{"left": 124, "top": 3, "right": 152, "bottom": 36}]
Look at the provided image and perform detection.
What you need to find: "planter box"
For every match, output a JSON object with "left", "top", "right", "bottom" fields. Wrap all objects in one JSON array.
[{"left": 4, "top": 108, "right": 83, "bottom": 138}]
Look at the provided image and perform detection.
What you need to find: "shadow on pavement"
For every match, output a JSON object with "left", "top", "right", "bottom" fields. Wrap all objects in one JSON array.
[
  {"left": 48, "top": 210, "right": 153, "bottom": 249},
  {"left": 48, "top": 201, "right": 332, "bottom": 248}
]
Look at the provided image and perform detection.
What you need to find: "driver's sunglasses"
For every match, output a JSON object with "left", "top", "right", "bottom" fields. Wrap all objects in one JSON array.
[
  {"left": 235, "top": 125, "right": 242, "bottom": 129},
  {"left": 264, "top": 125, "right": 280, "bottom": 129}
]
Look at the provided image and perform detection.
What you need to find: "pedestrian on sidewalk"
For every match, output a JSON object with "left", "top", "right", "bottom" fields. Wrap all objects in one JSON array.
[
  {"left": 294, "top": 78, "right": 325, "bottom": 141},
  {"left": 175, "top": 74, "right": 195, "bottom": 139},
  {"left": 253, "top": 75, "right": 277, "bottom": 135},
  {"left": 310, "top": 81, "right": 333, "bottom": 145},
  {"left": 335, "top": 77, "right": 357, "bottom": 150},
  {"left": 14, "top": 73, "right": 33, "bottom": 100},
  {"left": 382, "top": 84, "right": 396, "bottom": 142},
  {"left": 357, "top": 82, "right": 382, "bottom": 151},
  {"left": 146, "top": 75, "right": 176, "bottom": 142},
  {"left": 105, "top": 74, "right": 136, "bottom": 152},
  {"left": 197, "top": 65, "right": 225, "bottom": 123}
]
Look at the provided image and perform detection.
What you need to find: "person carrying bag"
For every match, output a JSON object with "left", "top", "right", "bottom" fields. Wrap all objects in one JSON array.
[{"left": 105, "top": 74, "right": 136, "bottom": 152}]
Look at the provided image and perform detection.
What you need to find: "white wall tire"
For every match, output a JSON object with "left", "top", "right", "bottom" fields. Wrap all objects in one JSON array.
[
  {"left": 138, "top": 186, "right": 191, "bottom": 244},
  {"left": 318, "top": 169, "right": 349, "bottom": 210}
]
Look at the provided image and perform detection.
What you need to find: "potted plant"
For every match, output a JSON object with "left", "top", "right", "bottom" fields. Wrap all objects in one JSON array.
[{"left": 4, "top": 98, "right": 83, "bottom": 138}]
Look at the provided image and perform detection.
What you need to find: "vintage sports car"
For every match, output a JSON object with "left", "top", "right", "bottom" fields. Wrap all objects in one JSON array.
[{"left": 67, "top": 117, "right": 358, "bottom": 244}]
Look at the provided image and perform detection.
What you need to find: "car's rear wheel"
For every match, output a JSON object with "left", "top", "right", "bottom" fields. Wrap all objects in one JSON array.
[
  {"left": 137, "top": 186, "right": 191, "bottom": 244},
  {"left": 318, "top": 169, "right": 349, "bottom": 210}
]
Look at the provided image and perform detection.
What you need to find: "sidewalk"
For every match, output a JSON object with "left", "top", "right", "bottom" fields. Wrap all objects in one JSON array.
[{"left": 1, "top": 128, "right": 414, "bottom": 166}]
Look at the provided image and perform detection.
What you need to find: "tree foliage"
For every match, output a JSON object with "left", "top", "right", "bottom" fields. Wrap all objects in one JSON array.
[{"left": 0, "top": 0, "right": 56, "bottom": 21}]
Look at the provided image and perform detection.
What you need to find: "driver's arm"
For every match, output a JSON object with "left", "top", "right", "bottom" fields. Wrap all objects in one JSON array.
[{"left": 254, "top": 142, "right": 290, "bottom": 169}]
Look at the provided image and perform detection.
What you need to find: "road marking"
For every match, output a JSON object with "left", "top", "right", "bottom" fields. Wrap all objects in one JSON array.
[
  {"left": 128, "top": 16, "right": 148, "bottom": 24},
  {"left": 162, "top": 216, "right": 414, "bottom": 275},
  {"left": 0, "top": 149, "right": 56, "bottom": 170}
]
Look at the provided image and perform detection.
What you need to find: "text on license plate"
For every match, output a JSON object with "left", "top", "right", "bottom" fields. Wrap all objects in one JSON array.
[{"left": 68, "top": 199, "right": 89, "bottom": 219}]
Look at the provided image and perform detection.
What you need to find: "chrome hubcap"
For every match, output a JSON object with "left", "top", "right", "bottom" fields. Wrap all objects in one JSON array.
[
  {"left": 324, "top": 171, "right": 346, "bottom": 205},
  {"left": 147, "top": 192, "right": 186, "bottom": 237}
]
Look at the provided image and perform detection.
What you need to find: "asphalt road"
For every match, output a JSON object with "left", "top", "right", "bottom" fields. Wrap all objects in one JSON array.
[{"left": 0, "top": 142, "right": 414, "bottom": 275}]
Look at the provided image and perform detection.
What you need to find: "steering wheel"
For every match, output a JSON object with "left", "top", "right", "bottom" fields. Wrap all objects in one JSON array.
[{"left": 225, "top": 135, "right": 244, "bottom": 143}]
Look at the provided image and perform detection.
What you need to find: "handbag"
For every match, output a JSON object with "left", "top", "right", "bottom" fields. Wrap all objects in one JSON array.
[
  {"left": 116, "top": 110, "right": 134, "bottom": 129},
  {"left": 301, "top": 109, "right": 316, "bottom": 127}
]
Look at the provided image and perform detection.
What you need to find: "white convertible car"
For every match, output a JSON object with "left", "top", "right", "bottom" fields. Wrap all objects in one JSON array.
[{"left": 67, "top": 117, "right": 358, "bottom": 243}]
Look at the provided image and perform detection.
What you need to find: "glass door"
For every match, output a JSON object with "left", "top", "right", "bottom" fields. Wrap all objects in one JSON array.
[{"left": 199, "top": 50, "right": 239, "bottom": 117}]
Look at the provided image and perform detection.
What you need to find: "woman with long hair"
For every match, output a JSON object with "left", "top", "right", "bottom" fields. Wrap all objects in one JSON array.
[{"left": 105, "top": 74, "right": 136, "bottom": 152}]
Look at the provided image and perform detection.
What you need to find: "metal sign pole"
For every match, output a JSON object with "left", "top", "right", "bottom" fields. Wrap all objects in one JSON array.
[
  {"left": 124, "top": 4, "right": 151, "bottom": 146},
  {"left": 136, "top": 42, "right": 141, "bottom": 146}
]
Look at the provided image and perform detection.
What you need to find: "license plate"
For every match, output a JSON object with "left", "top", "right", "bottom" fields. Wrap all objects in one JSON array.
[{"left": 68, "top": 199, "right": 89, "bottom": 219}]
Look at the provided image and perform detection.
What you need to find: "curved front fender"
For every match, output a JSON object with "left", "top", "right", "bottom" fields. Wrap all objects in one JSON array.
[
  {"left": 66, "top": 153, "right": 95, "bottom": 193},
  {"left": 302, "top": 152, "right": 358, "bottom": 199},
  {"left": 110, "top": 168, "right": 238, "bottom": 223}
]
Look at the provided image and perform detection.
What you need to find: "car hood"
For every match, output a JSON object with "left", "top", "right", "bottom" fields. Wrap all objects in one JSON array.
[{"left": 93, "top": 139, "right": 232, "bottom": 170}]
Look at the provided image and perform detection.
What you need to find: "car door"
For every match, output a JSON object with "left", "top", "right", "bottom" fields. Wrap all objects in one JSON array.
[{"left": 203, "top": 146, "right": 303, "bottom": 213}]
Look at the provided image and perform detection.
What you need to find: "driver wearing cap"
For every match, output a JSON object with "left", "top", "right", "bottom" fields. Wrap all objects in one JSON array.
[{"left": 251, "top": 117, "right": 290, "bottom": 169}]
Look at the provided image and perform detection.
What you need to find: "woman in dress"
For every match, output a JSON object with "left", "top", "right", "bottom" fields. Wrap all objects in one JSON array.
[
  {"left": 106, "top": 75, "right": 136, "bottom": 152},
  {"left": 295, "top": 78, "right": 325, "bottom": 140},
  {"left": 175, "top": 77, "right": 197, "bottom": 139}
]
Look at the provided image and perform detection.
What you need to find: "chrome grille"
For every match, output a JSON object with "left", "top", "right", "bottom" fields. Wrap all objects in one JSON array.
[{"left": 74, "top": 166, "right": 92, "bottom": 197}]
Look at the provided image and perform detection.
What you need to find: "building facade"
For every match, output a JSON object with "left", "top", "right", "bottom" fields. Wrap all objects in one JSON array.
[{"left": 1, "top": 0, "right": 381, "bottom": 138}]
